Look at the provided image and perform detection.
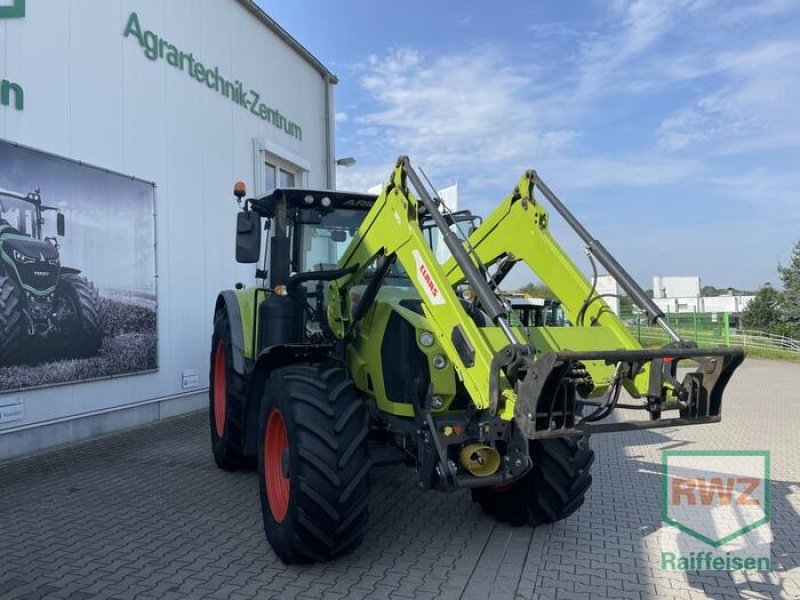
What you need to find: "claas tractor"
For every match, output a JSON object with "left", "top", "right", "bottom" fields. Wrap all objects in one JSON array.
[{"left": 209, "top": 157, "right": 744, "bottom": 563}]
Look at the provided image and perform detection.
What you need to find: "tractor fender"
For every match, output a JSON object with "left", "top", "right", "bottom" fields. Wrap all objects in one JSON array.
[
  {"left": 242, "top": 343, "right": 335, "bottom": 456},
  {"left": 214, "top": 291, "right": 247, "bottom": 375}
]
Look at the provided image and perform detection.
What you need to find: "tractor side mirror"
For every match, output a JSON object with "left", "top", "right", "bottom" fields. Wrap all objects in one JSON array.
[
  {"left": 57, "top": 213, "right": 65, "bottom": 236},
  {"left": 236, "top": 211, "right": 261, "bottom": 263}
]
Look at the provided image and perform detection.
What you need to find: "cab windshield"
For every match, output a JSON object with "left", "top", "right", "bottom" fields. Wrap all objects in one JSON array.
[
  {"left": 294, "top": 208, "right": 411, "bottom": 285},
  {"left": 0, "top": 195, "right": 39, "bottom": 237},
  {"left": 294, "top": 209, "right": 363, "bottom": 272}
]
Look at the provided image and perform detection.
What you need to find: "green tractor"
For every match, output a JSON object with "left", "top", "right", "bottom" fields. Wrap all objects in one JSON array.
[
  {"left": 210, "top": 157, "right": 744, "bottom": 563},
  {"left": 0, "top": 187, "right": 102, "bottom": 364}
]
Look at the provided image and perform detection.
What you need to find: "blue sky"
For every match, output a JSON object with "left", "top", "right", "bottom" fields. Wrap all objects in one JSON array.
[{"left": 260, "top": 0, "right": 800, "bottom": 290}]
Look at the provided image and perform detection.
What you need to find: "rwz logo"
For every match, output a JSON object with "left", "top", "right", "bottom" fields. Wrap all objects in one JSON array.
[
  {"left": 662, "top": 450, "right": 770, "bottom": 548},
  {"left": 671, "top": 476, "right": 761, "bottom": 507}
]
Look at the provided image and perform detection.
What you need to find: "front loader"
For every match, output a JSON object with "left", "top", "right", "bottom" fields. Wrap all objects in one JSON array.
[{"left": 209, "top": 157, "right": 744, "bottom": 563}]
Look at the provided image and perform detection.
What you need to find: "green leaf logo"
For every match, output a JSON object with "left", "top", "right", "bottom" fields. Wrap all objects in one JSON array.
[{"left": 0, "top": 0, "right": 25, "bottom": 19}]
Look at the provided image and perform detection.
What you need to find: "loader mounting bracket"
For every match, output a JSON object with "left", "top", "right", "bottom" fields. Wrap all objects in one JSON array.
[{"left": 514, "top": 345, "right": 745, "bottom": 439}]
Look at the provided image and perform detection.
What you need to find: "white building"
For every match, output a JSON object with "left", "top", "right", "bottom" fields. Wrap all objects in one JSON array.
[
  {"left": 651, "top": 276, "right": 754, "bottom": 315},
  {"left": 653, "top": 276, "right": 701, "bottom": 299},
  {"left": 0, "top": 0, "right": 338, "bottom": 459},
  {"left": 595, "top": 274, "right": 621, "bottom": 315}
]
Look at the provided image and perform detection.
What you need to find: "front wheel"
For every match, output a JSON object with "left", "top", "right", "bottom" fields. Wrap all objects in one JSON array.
[
  {"left": 0, "top": 273, "right": 24, "bottom": 364},
  {"left": 257, "top": 363, "right": 371, "bottom": 563},
  {"left": 56, "top": 274, "right": 103, "bottom": 357},
  {"left": 472, "top": 436, "right": 594, "bottom": 526}
]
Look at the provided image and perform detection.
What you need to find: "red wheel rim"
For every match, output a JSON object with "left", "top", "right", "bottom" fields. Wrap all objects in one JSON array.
[
  {"left": 212, "top": 342, "right": 227, "bottom": 437},
  {"left": 264, "top": 409, "right": 291, "bottom": 522}
]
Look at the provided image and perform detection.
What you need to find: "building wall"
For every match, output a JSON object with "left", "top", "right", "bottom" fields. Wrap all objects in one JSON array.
[
  {"left": 653, "top": 276, "right": 701, "bottom": 299},
  {"left": 653, "top": 295, "right": 754, "bottom": 314},
  {"left": 0, "top": 0, "right": 334, "bottom": 458},
  {"left": 595, "top": 274, "right": 620, "bottom": 315}
]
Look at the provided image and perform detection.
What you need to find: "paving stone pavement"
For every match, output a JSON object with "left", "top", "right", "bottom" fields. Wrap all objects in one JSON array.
[{"left": 0, "top": 358, "right": 798, "bottom": 600}]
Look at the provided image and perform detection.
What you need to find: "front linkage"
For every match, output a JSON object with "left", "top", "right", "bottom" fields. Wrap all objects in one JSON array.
[
  {"left": 516, "top": 345, "right": 744, "bottom": 439},
  {"left": 395, "top": 159, "right": 745, "bottom": 491}
]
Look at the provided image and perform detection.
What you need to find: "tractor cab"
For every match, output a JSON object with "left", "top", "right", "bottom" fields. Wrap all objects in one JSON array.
[
  {"left": 234, "top": 187, "right": 376, "bottom": 277},
  {"left": 0, "top": 187, "right": 66, "bottom": 240},
  {"left": 233, "top": 186, "right": 382, "bottom": 351},
  {"left": 509, "top": 297, "right": 568, "bottom": 327}
]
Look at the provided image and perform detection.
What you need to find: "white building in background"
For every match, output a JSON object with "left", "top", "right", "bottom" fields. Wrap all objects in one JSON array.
[
  {"left": 595, "top": 274, "right": 621, "bottom": 315},
  {"left": 0, "top": 0, "right": 338, "bottom": 459},
  {"left": 654, "top": 276, "right": 702, "bottom": 299},
  {"left": 652, "top": 276, "right": 754, "bottom": 315},
  {"left": 437, "top": 183, "right": 459, "bottom": 212}
]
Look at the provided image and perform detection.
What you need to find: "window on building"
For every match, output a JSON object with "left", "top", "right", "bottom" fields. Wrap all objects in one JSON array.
[
  {"left": 265, "top": 163, "right": 276, "bottom": 191},
  {"left": 279, "top": 169, "right": 295, "bottom": 188},
  {"left": 264, "top": 161, "right": 298, "bottom": 192}
]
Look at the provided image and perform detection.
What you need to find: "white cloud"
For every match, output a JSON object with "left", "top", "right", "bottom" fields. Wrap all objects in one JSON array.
[
  {"left": 334, "top": 111, "right": 349, "bottom": 123},
  {"left": 658, "top": 40, "right": 800, "bottom": 154},
  {"left": 337, "top": 46, "right": 583, "bottom": 192},
  {"left": 333, "top": 0, "right": 800, "bottom": 289}
]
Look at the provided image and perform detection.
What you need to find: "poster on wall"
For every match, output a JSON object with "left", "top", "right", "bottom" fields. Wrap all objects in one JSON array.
[{"left": 0, "top": 139, "right": 157, "bottom": 392}]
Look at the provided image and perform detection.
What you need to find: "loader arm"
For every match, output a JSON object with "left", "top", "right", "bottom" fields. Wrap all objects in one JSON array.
[
  {"left": 327, "top": 159, "right": 524, "bottom": 412},
  {"left": 440, "top": 171, "right": 650, "bottom": 394},
  {"left": 436, "top": 169, "right": 744, "bottom": 438},
  {"left": 442, "top": 171, "right": 632, "bottom": 336},
  {"left": 328, "top": 158, "right": 744, "bottom": 442}
]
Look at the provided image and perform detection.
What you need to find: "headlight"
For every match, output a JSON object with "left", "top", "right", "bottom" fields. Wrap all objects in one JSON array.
[
  {"left": 12, "top": 250, "right": 35, "bottom": 264},
  {"left": 48, "top": 258, "right": 60, "bottom": 266}
]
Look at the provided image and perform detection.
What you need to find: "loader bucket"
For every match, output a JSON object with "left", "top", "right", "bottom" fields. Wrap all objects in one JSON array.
[{"left": 514, "top": 344, "right": 745, "bottom": 439}]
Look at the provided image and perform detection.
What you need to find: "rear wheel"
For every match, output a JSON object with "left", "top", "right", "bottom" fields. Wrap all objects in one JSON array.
[
  {"left": 257, "top": 363, "right": 370, "bottom": 563},
  {"left": 0, "top": 273, "right": 24, "bottom": 364},
  {"left": 209, "top": 312, "right": 248, "bottom": 470},
  {"left": 472, "top": 436, "right": 594, "bottom": 526}
]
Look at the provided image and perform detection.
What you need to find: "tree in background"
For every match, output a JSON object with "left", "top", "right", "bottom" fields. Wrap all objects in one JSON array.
[
  {"left": 742, "top": 286, "right": 783, "bottom": 332},
  {"left": 518, "top": 283, "right": 556, "bottom": 300},
  {"left": 779, "top": 240, "right": 800, "bottom": 334},
  {"left": 701, "top": 285, "right": 719, "bottom": 297}
]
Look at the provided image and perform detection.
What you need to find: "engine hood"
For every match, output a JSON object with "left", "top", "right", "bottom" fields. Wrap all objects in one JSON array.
[
  {"left": 1, "top": 236, "right": 60, "bottom": 295},
  {"left": 1, "top": 237, "right": 60, "bottom": 262}
]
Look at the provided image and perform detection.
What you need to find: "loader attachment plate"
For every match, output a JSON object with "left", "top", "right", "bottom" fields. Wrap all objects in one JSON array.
[{"left": 515, "top": 345, "right": 745, "bottom": 439}]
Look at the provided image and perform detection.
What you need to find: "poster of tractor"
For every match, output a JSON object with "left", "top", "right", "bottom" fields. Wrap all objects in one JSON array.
[{"left": 0, "top": 140, "right": 157, "bottom": 392}]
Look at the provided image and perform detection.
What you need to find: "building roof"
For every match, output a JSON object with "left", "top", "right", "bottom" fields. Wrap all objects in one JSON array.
[{"left": 235, "top": 0, "right": 338, "bottom": 84}]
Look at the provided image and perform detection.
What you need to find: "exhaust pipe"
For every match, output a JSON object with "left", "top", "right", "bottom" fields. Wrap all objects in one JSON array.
[{"left": 459, "top": 443, "right": 501, "bottom": 477}]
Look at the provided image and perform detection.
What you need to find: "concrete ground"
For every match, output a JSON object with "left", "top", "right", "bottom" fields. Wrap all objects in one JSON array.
[{"left": 0, "top": 359, "right": 798, "bottom": 600}]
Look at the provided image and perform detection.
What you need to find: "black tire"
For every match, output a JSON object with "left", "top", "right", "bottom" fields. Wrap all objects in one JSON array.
[
  {"left": 472, "top": 437, "right": 594, "bottom": 526},
  {"left": 209, "top": 311, "right": 249, "bottom": 470},
  {"left": 0, "top": 273, "right": 24, "bottom": 364},
  {"left": 57, "top": 273, "right": 103, "bottom": 356},
  {"left": 257, "top": 363, "right": 370, "bottom": 563}
]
